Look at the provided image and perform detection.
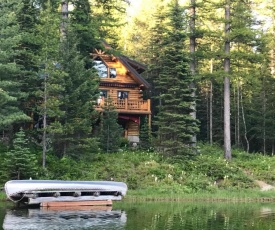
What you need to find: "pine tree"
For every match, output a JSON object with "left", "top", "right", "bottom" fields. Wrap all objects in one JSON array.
[
  {"left": 100, "top": 96, "right": 123, "bottom": 153},
  {"left": 147, "top": 4, "right": 168, "bottom": 134},
  {"left": 70, "top": 0, "right": 101, "bottom": 62},
  {"left": 223, "top": 0, "right": 231, "bottom": 160},
  {"left": 0, "top": 0, "right": 30, "bottom": 135},
  {"left": 36, "top": 1, "right": 66, "bottom": 167},
  {"left": 152, "top": 0, "right": 199, "bottom": 155},
  {"left": 118, "top": 0, "right": 166, "bottom": 63},
  {"left": 92, "top": 0, "right": 128, "bottom": 50},
  {"left": 139, "top": 116, "right": 152, "bottom": 150},
  {"left": 194, "top": 0, "right": 225, "bottom": 146},
  {"left": 16, "top": 0, "right": 41, "bottom": 128},
  {"left": 52, "top": 27, "right": 100, "bottom": 158},
  {"left": 2, "top": 128, "right": 38, "bottom": 180}
]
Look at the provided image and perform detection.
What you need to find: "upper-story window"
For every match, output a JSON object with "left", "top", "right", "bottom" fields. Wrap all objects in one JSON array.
[
  {"left": 97, "top": 90, "right": 108, "bottom": 106},
  {"left": 93, "top": 59, "right": 116, "bottom": 78},
  {"left": 110, "top": 68, "right": 117, "bottom": 78},
  {"left": 118, "top": 91, "right": 128, "bottom": 99},
  {"left": 93, "top": 60, "right": 107, "bottom": 78}
]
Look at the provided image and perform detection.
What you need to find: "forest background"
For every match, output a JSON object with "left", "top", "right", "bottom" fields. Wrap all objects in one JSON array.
[{"left": 1, "top": 0, "right": 275, "bottom": 194}]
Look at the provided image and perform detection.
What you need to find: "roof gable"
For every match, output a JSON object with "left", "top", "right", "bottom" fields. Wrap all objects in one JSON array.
[
  {"left": 117, "top": 56, "right": 149, "bottom": 89},
  {"left": 91, "top": 51, "right": 150, "bottom": 89}
]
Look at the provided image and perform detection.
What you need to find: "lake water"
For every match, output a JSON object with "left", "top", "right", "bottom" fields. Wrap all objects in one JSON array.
[{"left": 1, "top": 201, "right": 275, "bottom": 229}]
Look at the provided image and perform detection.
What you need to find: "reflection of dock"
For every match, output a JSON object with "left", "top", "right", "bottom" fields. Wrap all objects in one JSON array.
[{"left": 3, "top": 207, "right": 127, "bottom": 230}]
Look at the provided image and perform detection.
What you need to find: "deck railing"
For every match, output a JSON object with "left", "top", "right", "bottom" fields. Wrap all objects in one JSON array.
[{"left": 96, "top": 98, "right": 150, "bottom": 113}]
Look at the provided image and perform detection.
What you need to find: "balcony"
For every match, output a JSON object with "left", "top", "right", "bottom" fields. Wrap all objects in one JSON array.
[{"left": 95, "top": 98, "right": 151, "bottom": 114}]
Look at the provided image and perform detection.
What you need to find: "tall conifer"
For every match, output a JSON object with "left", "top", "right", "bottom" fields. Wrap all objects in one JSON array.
[
  {"left": 0, "top": 0, "right": 30, "bottom": 136},
  {"left": 16, "top": 0, "right": 41, "bottom": 129},
  {"left": 99, "top": 96, "right": 123, "bottom": 153},
  {"left": 152, "top": 0, "right": 199, "bottom": 155},
  {"left": 71, "top": 0, "right": 100, "bottom": 59},
  {"left": 2, "top": 128, "right": 37, "bottom": 180},
  {"left": 36, "top": 1, "right": 65, "bottom": 167},
  {"left": 53, "top": 28, "right": 100, "bottom": 157}
]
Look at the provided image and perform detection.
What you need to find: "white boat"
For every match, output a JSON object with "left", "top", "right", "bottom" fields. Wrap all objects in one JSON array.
[{"left": 4, "top": 180, "right": 127, "bottom": 205}]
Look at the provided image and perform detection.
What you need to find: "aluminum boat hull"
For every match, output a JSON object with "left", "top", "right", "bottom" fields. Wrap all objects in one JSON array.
[{"left": 4, "top": 180, "right": 127, "bottom": 204}]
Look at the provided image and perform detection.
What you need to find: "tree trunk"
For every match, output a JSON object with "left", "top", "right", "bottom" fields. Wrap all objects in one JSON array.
[
  {"left": 240, "top": 85, "right": 249, "bottom": 152},
  {"left": 233, "top": 85, "right": 237, "bottom": 145},
  {"left": 237, "top": 81, "right": 240, "bottom": 147},
  {"left": 210, "top": 80, "right": 213, "bottom": 145},
  {"left": 42, "top": 75, "right": 47, "bottom": 168},
  {"left": 224, "top": 0, "right": 231, "bottom": 160},
  {"left": 262, "top": 81, "right": 266, "bottom": 155},
  {"left": 272, "top": 142, "right": 274, "bottom": 156},
  {"left": 189, "top": 0, "right": 197, "bottom": 147},
  {"left": 61, "top": 0, "right": 68, "bottom": 37},
  {"left": 209, "top": 45, "right": 213, "bottom": 145}
]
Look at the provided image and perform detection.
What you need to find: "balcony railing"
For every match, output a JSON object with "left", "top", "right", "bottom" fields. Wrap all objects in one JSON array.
[{"left": 96, "top": 98, "right": 151, "bottom": 113}]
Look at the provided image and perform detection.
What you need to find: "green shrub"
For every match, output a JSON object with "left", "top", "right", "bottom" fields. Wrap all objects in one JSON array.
[
  {"left": 26, "top": 143, "right": 275, "bottom": 193},
  {"left": 126, "top": 175, "right": 139, "bottom": 189},
  {"left": 120, "top": 137, "right": 129, "bottom": 148}
]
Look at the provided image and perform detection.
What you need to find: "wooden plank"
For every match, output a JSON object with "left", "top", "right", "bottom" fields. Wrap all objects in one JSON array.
[
  {"left": 128, "top": 121, "right": 139, "bottom": 136},
  {"left": 41, "top": 205, "right": 113, "bottom": 211},
  {"left": 40, "top": 200, "right": 112, "bottom": 207}
]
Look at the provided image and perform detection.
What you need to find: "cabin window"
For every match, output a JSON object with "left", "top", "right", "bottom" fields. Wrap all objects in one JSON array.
[
  {"left": 93, "top": 59, "right": 116, "bottom": 78},
  {"left": 93, "top": 60, "right": 107, "bottom": 78},
  {"left": 97, "top": 90, "right": 108, "bottom": 106},
  {"left": 110, "top": 68, "right": 117, "bottom": 78},
  {"left": 118, "top": 91, "right": 128, "bottom": 99}
]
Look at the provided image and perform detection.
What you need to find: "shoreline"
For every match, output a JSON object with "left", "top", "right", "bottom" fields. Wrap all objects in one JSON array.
[{"left": 1, "top": 190, "right": 275, "bottom": 203}]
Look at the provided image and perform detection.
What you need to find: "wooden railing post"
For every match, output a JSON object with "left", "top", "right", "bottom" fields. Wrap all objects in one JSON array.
[
  {"left": 125, "top": 98, "right": 128, "bottom": 110},
  {"left": 147, "top": 99, "right": 151, "bottom": 112}
]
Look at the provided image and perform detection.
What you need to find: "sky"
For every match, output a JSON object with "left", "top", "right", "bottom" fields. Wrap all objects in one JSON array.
[{"left": 127, "top": 0, "right": 188, "bottom": 16}]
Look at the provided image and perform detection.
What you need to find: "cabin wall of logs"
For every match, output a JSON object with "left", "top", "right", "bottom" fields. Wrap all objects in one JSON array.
[{"left": 92, "top": 52, "right": 151, "bottom": 142}]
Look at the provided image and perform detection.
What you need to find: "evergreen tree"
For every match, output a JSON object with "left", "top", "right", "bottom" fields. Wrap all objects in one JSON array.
[
  {"left": 70, "top": 0, "right": 101, "bottom": 62},
  {"left": 189, "top": 0, "right": 198, "bottom": 148},
  {"left": 0, "top": 0, "right": 30, "bottom": 135},
  {"left": 147, "top": 4, "right": 168, "bottom": 134},
  {"left": 16, "top": 0, "right": 41, "bottom": 129},
  {"left": 92, "top": 0, "right": 128, "bottom": 50},
  {"left": 194, "top": 0, "right": 225, "bottom": 146},
  {"left": 139, "top": 116, "right": 152, "bottom": 150},
  {"left": 36, "top": 1, "right": 66, "bottom": 167},
  {"left": 52, "top": 28, "right": 100, "bottom": 158},
  {"left": 152, "top": 0, "right": 199, "bottom": 155},
  {"left": 100, "top": 96, "right": 123, "bottom": 153},
  {"left": 223, "top": 0, "right": 231, "bottom": 160},
  {"left": 194, "top": 0, "right": 264, "bottom": 155},
  {"left": 118, "top": 0, "right": 166, "bottom": 63},
  {"left": 2, "top": 128, "right": 38, "bottom": 180}
]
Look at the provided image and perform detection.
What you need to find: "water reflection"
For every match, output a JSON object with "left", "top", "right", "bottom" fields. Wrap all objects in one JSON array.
[
  {"left": 121, "top": 202, "right": 275, "bottom": 230},
  {"left": 260, "top": 207, "right": 275, "bottom": 218},
  {"left": 3, "top": 206, "right": 126, "bottom": 230},
  {"left": 3, "top": 202, "right": 275, "bottom": 230}
]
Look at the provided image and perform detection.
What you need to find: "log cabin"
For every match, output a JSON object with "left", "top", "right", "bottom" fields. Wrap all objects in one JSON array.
[{"left": 91, "top": 48, "right": 151, "bottom": 144}]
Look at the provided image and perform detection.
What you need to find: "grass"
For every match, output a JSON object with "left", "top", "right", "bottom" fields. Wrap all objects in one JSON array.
[
  {"left": 0, "top": 192, "right": 7, "bottom": 201},
  {"left": 1, "top": 189, "right": 275, "bottom": 204},
  {"left": 2, "top": 143, "right": 275, "bottom": 203},
  {"left": 1, "top": 187, "right": 275, "bottom": 204},
  {"left": 124, "top": 189, "right": 275, "bottom": 202}
]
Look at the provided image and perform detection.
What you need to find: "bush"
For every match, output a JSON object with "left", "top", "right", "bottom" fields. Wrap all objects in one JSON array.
[{"left": 28, "top": 143, "right": 274, "bottom": 193}]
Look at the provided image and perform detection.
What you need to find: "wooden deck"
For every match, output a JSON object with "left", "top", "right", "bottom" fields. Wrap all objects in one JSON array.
[{"left": 96, "top": 99, "right": 151, "bottom": 114}]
